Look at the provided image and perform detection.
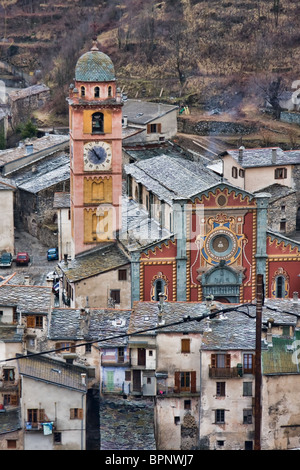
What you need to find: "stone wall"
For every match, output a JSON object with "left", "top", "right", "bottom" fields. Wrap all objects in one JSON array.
[
  {"left": 280, "top": 111, "right": 300, "bottom": 126},
  {"left": 178, "top": 117, "right": 258, "bottom": 136}
]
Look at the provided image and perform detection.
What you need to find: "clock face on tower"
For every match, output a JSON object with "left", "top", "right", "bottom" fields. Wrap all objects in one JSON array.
[{"left": 83, "top": 141, "right": 112, "bottom": 171}]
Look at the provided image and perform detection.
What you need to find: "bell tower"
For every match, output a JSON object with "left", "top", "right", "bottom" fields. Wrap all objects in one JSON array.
[{"left": 68, "top": 42, "right": 123, "bottom": 257}]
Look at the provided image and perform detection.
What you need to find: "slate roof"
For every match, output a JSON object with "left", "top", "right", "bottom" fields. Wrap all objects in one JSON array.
[
  {"left": 0, "top": 284, "right": 52, "bottom": 314},
  {"left": 48, "top": 307, "right": 132, "bottom": 347},
  {"left": 58, "top": 242, "right": 130, "bottom": 282},
  {"left": 0, "top": 134, "right": 69, "bottom": 167},
  {"left": 255, "top": 183, "right": 296, "bottom": 203},
  {"left": 0, "top": 408, "right": 21, "bottom": 435},
  {"left": 0, "top": 326, "right": 23, "bottom": 343},
  {"left": 128, "top": 298, "right": 300, "bottom": 351},
  {"left": 75, "top": 48, "right": 115, "bottom": 82},
  {"left": 226, "top": 147, "right": 300, "bottom": 168},
  {"left": 17, "top": 354, "right": 87, "bottom": 392},
  {"left": 125, "top": 155, "right": 220, "bottom": 204},
  {"left": 123, "top": 99, "right": 178, "bottom": 125},
  {"left": 8, "top": 84, "right": 49, "bottom": 102}
]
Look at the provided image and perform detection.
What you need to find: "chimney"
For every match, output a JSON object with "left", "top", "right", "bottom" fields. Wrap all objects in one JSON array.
[
  {"left": 238, "top": 146, "right": 245, "bottom": 163},
  {"left": 25, "top": 144, "right": 34, "bottom": 156},
  {"left": 272, "top": 148, "right": 277, "bottom": 164}
]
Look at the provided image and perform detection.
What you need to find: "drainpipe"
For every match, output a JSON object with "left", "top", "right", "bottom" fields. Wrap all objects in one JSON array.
[{"left": 254, "top": 274, "right": 263, "bottom": 450}]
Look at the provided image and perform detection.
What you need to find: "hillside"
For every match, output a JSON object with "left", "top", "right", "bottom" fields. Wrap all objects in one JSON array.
[{"left": 1, "top": 0, "right": 300, "bottom": 144}]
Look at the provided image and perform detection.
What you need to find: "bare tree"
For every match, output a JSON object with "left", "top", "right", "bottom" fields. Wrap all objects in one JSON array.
[{"left": 256, "top": 75, "right": 286, "bottom": 119}]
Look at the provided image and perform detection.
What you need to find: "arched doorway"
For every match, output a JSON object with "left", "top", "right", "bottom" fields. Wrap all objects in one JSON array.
[{"left": 201, "top": 262, "right": 243, "bottom": 303}]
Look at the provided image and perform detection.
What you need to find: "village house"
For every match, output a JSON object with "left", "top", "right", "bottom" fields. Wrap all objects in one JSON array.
[
  {"left": 7, "top": 84, "right": 50, "bottom": 130},
  {"left": 122, "top": 99, "right": 178, "bottom": 146},
  {"left": 17, "top": 354, "right": 87, "bottom": 450},
  {"left": 53, "top": 192, "right": 71, "bottom": 260}
]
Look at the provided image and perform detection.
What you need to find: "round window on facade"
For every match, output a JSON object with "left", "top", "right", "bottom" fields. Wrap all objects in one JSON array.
[{"left": 205, "top": 229, "right": 238, "bottom": 261}]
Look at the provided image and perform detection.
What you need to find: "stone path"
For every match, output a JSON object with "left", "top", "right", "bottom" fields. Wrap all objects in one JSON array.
[{"left": 100, "top": 396, "right": 156, "bottom": 450}]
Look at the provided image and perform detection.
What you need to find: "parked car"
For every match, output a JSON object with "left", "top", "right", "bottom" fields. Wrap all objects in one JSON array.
[
  {"left": 16, "top": 252, "right": 30, "bottom": 266},
  {"left": 47, "top": 248, "right": 58, "bottom": 261},
  {"left": 0, "top": 252, "right": 13, "bottom": 267}
]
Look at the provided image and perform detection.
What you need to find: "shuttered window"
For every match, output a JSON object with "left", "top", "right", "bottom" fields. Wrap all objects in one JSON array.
[
  {"left": 211, "top": 354, "right": 231, "bottom": 368},
  {"left": 174, "top": 371, "right": 196, "bottom": 393},
  {"left": 70, "top": 408, "right": 84, "bottom": 419},
  {"left": 181, "top": 338, "right": 190, "bottom": 353}
]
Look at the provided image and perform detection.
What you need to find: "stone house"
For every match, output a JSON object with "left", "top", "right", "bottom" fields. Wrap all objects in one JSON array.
[
  {"left": 122, "top": 99, "right": 178, "bottom": 145},
  {"left": 8, "top": 84, "right": 50, "bottom": 129},
  {"left": 56, "top": 242, "right": 131, "bottom": 309},
  {"left": 17, "top": 354, "right": 87, "bottom": 450}
]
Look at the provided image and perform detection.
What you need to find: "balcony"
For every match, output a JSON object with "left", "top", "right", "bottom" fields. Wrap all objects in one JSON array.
[
  {"left": 25, "top": 420, "right": 55, "bottom": 433},
  {"left": 209, "top": 365, "right": 243, "bottom": 378}
]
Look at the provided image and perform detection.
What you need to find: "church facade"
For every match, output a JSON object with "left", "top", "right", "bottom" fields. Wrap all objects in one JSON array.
[{"left": 65, "top": 45, "right": 300, "bottom": 308}]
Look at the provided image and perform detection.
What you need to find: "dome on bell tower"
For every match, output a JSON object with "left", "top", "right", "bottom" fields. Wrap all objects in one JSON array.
[{"left": 75, "top": 43, "right": 115, "bottom": 83}]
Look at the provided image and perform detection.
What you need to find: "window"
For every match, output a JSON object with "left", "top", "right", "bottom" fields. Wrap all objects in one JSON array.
[
  {"left": 276, "top": 276, "right": 285, "bottom": 298},
  {"left": 118, "top": 347, "right": 125, "bottom": 363},
  {"left": 54, "top": 432, "right": 62, "bottom": 444},
  {"left": 27, "top": 409, "right": 45, "bottom": 424},
  {"left": 118, "top": 269, "right": 127, "bottom": 281},
  {"left": 147, "top": 377, "right": 151, "bottom": 384},
  {"left": 108, "top": 86, "right": 112, "bottom": 97},
  {"left": 94, "top": 86, "right": 100, "bottom": 98},
  {"left": 27, "top": 315, "right": 43, "bottom": 328},
  {"left": 174, "top": 371, "right": 196, "bottom": 393},
  {"left": 232, "top": 166, "right": 238, "bottom": 178},
  {"left": 181, "top": 338, "right": 190, "bottom": 353},
  {"left": 4, "top": 394, "right": 18, "bottom": 406},
  {"left": 184, "top": 400, "right": 191, "bottom": 410},
  {"left": 245, "top": 441, "right": 253, "bottom": 450},
  {"left": 174, "top": 416, "right": 180, "bottom": 425},
  {"left": 216, "top": 382, "right": 226, "bottom": 397},
  {"left": 280, "top": 221, "right": 286, "bottom": 232},
  {"left": 110, "top": 289, "right": 120, "bottom": 304},
  {"left": 70, "top": 408, "right": 83, "bottom": 419},
  {"left": 211, "top": 353, "right": 231, "bottom": 369},
  {"left": 243, "top": 382, "right": 253, "bottom": 396},
  {"left": 6, "top": 440, "right": 17, "bottom": 449},
  {"left": 243, "top": 354, "right": 254, "bottom": 374},
  {"left": 125, "top": 370, "right": 131, "bottom": 381},
  {"left": 3, "top": 368, "right": 15, "bottom": 382},
  {"left": 239, "top": 169, "right": 245, "bottom": 178},
  {"left": 80, "top": 86, "right": 85, "bottom": 97},
  {"left": 243, "top": 409, "right": 253, "bottom": 424},
  {"left": 147, "top": 123, "right": 162, "bottom": 134},
  {"left": 85, "top": 343, "right": 92, "bottom": 354},
  {"left": 215, "top": 409, "right": 225, "bottom": 424},
  {"left": 217, "top": 440, "right": 225, "bottom": 447},
  {"left": 56, "top": 342, "right": 76, "bottom": 353},
  {"left": 92, "top": 112, "right": 104, "bottom": 133},
  {"left": 137, "top": 348, "right": 146, "bottom": 366},
  {"left": 275, "top": 167, "right": 287, "bottom": 179}
]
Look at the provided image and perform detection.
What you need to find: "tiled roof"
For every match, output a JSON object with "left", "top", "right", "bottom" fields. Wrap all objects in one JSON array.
[
  {"left": 75, "top": 49, "right": 115, "bottom": 82},
  {"left": 226, "top": 147, "right": 300, "bottom": 168},
  {"left": 122, "top": 100, "right": 178, "bottom": 125},
  {"left": 17, "top": 354, "right": 87, "bottom": 392},
  {"left": 58, "top": 242, "right": 130, "bottom": 282},
  {"left": 0, "top": 284, "right": 52, "bottom": 314}
]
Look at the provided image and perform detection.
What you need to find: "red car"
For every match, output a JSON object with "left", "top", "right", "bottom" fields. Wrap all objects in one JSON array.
[{"left": 16, "top": 252, "right": 30, "bottom": 266}]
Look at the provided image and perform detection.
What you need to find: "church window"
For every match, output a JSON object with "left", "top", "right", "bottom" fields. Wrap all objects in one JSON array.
[
  {"left": 276, "top": 275, "right": 285, "bottom": 298},
  {"left": 154, "top": 279, "right": 165, "bottom": 301},
  {"left": 92, "top": 181, "right": 104, "bottom": 201},
  {"left": 108, "top": 86, "right": 112, "bottom": 97},
  {"left": 92, "top": 112, "right": 104, "bottom": 133},
  {"left": 94, "top": 86, "right": 100, "bottom": 98},
  {"left": 80, "top": 86, "right": 85, "bottom": 97}
]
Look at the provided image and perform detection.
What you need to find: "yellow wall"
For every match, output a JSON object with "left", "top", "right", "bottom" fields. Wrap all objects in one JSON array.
[
  {"left": 83, "top": 176, "right": 112, "bottom": 204},
  {"left": 84, "top": 206, "right": 114, "bottom": 242}
]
